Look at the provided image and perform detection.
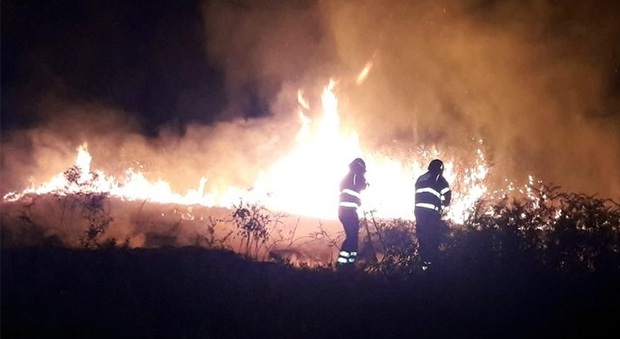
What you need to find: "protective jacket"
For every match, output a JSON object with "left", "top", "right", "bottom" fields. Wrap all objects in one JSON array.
[
  {"left": 339, "top": 171, "right": 367, "bottom": 210},
  {"left": 414, "top": 171, "right": 451, "bottom": 213}
]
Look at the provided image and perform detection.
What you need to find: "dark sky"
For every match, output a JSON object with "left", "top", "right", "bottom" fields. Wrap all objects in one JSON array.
[
  {"left": 2, "top": 0, "right": 620, "bottom": 198},
  {"left": 2, "top": 0, "right": 340, "bottom": 137},
  {"left": 2, "top": 0, "right": 230, "bottom": 136}
]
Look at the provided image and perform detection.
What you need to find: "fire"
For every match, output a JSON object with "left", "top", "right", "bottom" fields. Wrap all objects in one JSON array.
[
  {"left": 3, "top": 78, "right": 503, "bottom": 224},
  {"left": 356, "top": 61, "right": 373, "bottom": 85},
  {"left": 4, "top": 144, "right": 213, "bottom": 207}
]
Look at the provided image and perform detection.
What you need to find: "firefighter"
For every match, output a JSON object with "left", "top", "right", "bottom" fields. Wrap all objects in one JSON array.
[
  {"left": 336, "top": 157, "right": 368, "bottom": 269},
  {"left": 414, "top": 159, "right": 452, "bottom": 271}
]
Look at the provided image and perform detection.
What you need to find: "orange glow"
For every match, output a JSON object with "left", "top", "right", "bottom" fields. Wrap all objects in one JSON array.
[
  {"left": 356, "top": 61, "right": 373, "bottom": 85},
  {"left": 3, "top": 79, "right": 524, "bottom": 224}
]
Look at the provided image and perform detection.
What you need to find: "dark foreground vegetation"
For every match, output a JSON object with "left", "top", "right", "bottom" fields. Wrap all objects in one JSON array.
[
  {"left": 2, "top": 246, "right": 619, "bottom": 339},
  {"left": 2, "top": 185, "right": 620, "bottom": 338}
]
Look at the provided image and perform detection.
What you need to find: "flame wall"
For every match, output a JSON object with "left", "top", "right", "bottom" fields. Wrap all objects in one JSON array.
[{"left": 2, "top": 0, "right": 619, "bottom": 205}]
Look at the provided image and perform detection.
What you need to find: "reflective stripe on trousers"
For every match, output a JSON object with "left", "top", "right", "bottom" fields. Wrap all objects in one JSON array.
[{"left": 337, "top": 250, "right": 358, "bottom": 264}]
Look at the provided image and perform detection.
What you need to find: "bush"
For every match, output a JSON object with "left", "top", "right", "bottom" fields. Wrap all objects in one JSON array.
[
  {"left": 230, "top": 200, "right": 286, "bottom": 260},
  {"left": 358, "top": 212, "right": 419, "bottom": 278},
  {"left": 445, "top": 185, "right": 620, "bottom": 275},
  {"left": 345, "top": 185, "right": 620, "bottom": 279}
]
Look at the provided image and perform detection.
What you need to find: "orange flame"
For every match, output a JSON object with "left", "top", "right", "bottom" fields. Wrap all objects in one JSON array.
[{"left": 3, "top": 79, "right": 518, "bottom": 224}]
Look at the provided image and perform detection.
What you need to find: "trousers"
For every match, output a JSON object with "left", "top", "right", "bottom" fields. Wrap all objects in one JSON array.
[
  {"left": 415, "top": 208, "right": 448, "bottom": 264},
  {"left": 338, "top": 207, "right": 359, "bottom": 264}
]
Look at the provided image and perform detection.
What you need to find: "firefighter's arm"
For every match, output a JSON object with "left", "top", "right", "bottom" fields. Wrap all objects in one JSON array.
[
  {"left": 442, "top": 191, "right": 451, "bottom": 207},
  {"left": 441, "top": 182, "right": 452, "bottom": 207},
  {"left": 355, "top": 173, "right": 369, "bottom": 191}
]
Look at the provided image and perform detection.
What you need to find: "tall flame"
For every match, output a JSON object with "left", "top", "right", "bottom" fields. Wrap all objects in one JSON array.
[{"left": 4, "top": 78, "right": 506, "bottom": 224}]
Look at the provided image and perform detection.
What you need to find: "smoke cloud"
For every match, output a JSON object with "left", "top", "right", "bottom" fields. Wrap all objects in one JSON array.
[
  {"left": 319, "top": 0, "right": 620, "bottom": 197},
  {"left": 2, "top": 0, "right": 619, "bottom": 200},
  {"left": 199, "top": 0, "right": 620, "bottom": 196}
]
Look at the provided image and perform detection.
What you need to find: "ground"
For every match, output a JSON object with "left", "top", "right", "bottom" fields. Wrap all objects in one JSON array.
[{"left": 2, "top": 246, "right": 618, "bottom": 338}]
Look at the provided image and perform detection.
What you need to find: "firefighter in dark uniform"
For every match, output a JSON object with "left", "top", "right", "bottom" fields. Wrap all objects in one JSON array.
[
  {"left": 414, "top": 159, "right": 452, "bottom": 271},
  {"left": 336, "top": 158, "right": 368, "bottom": 269}
]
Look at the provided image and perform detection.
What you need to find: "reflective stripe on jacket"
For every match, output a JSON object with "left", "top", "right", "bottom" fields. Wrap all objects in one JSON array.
[
  {"left": 339, "top": 172, "right": 367, "bottom": 209},
  {"left": 415, "top": 171, "right": 451, "bottom": 212}
]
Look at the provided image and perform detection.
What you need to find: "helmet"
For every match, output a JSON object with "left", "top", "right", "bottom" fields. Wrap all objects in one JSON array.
[
  {"left": 428, "top": 159, "right": 444, "bottom": 174},
  {"left": 349, "top": 158, "right": 366, "bottom": 173}
]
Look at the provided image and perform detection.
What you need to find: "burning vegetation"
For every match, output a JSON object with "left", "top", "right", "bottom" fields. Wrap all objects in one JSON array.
[
  {"left": 3, "top": 1, "right": 620, "bottom": 337},
  {"left": 2, "top": 80, "right": 619, "bottom": 275},
  {"left": 2, "top": 179, "right": 619, "bottom": 337}
]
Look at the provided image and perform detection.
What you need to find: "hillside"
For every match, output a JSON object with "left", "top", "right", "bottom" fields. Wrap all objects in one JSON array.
[
  {"left": 2, "top": 245, "right": 619, "bottom": 338},
  {"left": 2, "top": 186, "right": 620, "bottom": 338}
]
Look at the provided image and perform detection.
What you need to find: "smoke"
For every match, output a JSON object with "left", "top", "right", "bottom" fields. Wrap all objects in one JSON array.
[
  {"left": 2, "top": 0, "right": 619, "bottom": 201},
  {"left": 199, "top": 0, "right": 620, "bottom": 197},
  {"left": 316, "top": 0, "right": 620, "bottom": 196},
  {"left": 0, "top": 92, "right": 301, "bottom": 196},
  {"left": 201, "top": 1, "right": 338, "bottom": 118}
]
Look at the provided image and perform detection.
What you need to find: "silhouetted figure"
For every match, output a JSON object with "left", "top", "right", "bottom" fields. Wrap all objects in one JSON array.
[
  {"left": 337, "top": 158, "right": 368, "bottom": 270},
  {"left": 414, "top": 159, "right": 452, "bottom": 271}
]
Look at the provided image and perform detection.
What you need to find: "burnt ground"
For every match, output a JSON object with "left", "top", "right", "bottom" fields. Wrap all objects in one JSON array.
[{"left": 2, "top": 246, "right": 619, "bottom": 338}]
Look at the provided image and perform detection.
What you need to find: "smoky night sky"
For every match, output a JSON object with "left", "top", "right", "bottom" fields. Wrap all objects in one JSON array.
[{"left": 2, "top": 0, "right": 620, "bottom": 199}]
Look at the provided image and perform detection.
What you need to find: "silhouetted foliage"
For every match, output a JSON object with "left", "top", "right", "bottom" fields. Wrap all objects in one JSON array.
[
  {"left": 77, "top": 193, "right": 112, "bottom": 248},
  {"left": 358, "top": 211, "right": 419, "bottom": 278},
  {"left": 0, "top": 196, "right": 63, "bottom": 247},
  {"left": 194, "top": 216, "right": 234, "bottom": 249},
  {"left": 60, "top": 165, "right": 115, "bottom": 248},
  {"left": 444, "top": 185, "right": 620, "bottom": 275},
  {"left": 340, "top": 185, "right": 620, "bottom": 280},
  {"left": 2, "top": 184, "right": 620, "bottom": 337},
  {"left": 2, "top": 181, "right": 619, "bottom": 278},
  {"left": 230, "top": 200, "right": 285, "bottom": 259}
]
